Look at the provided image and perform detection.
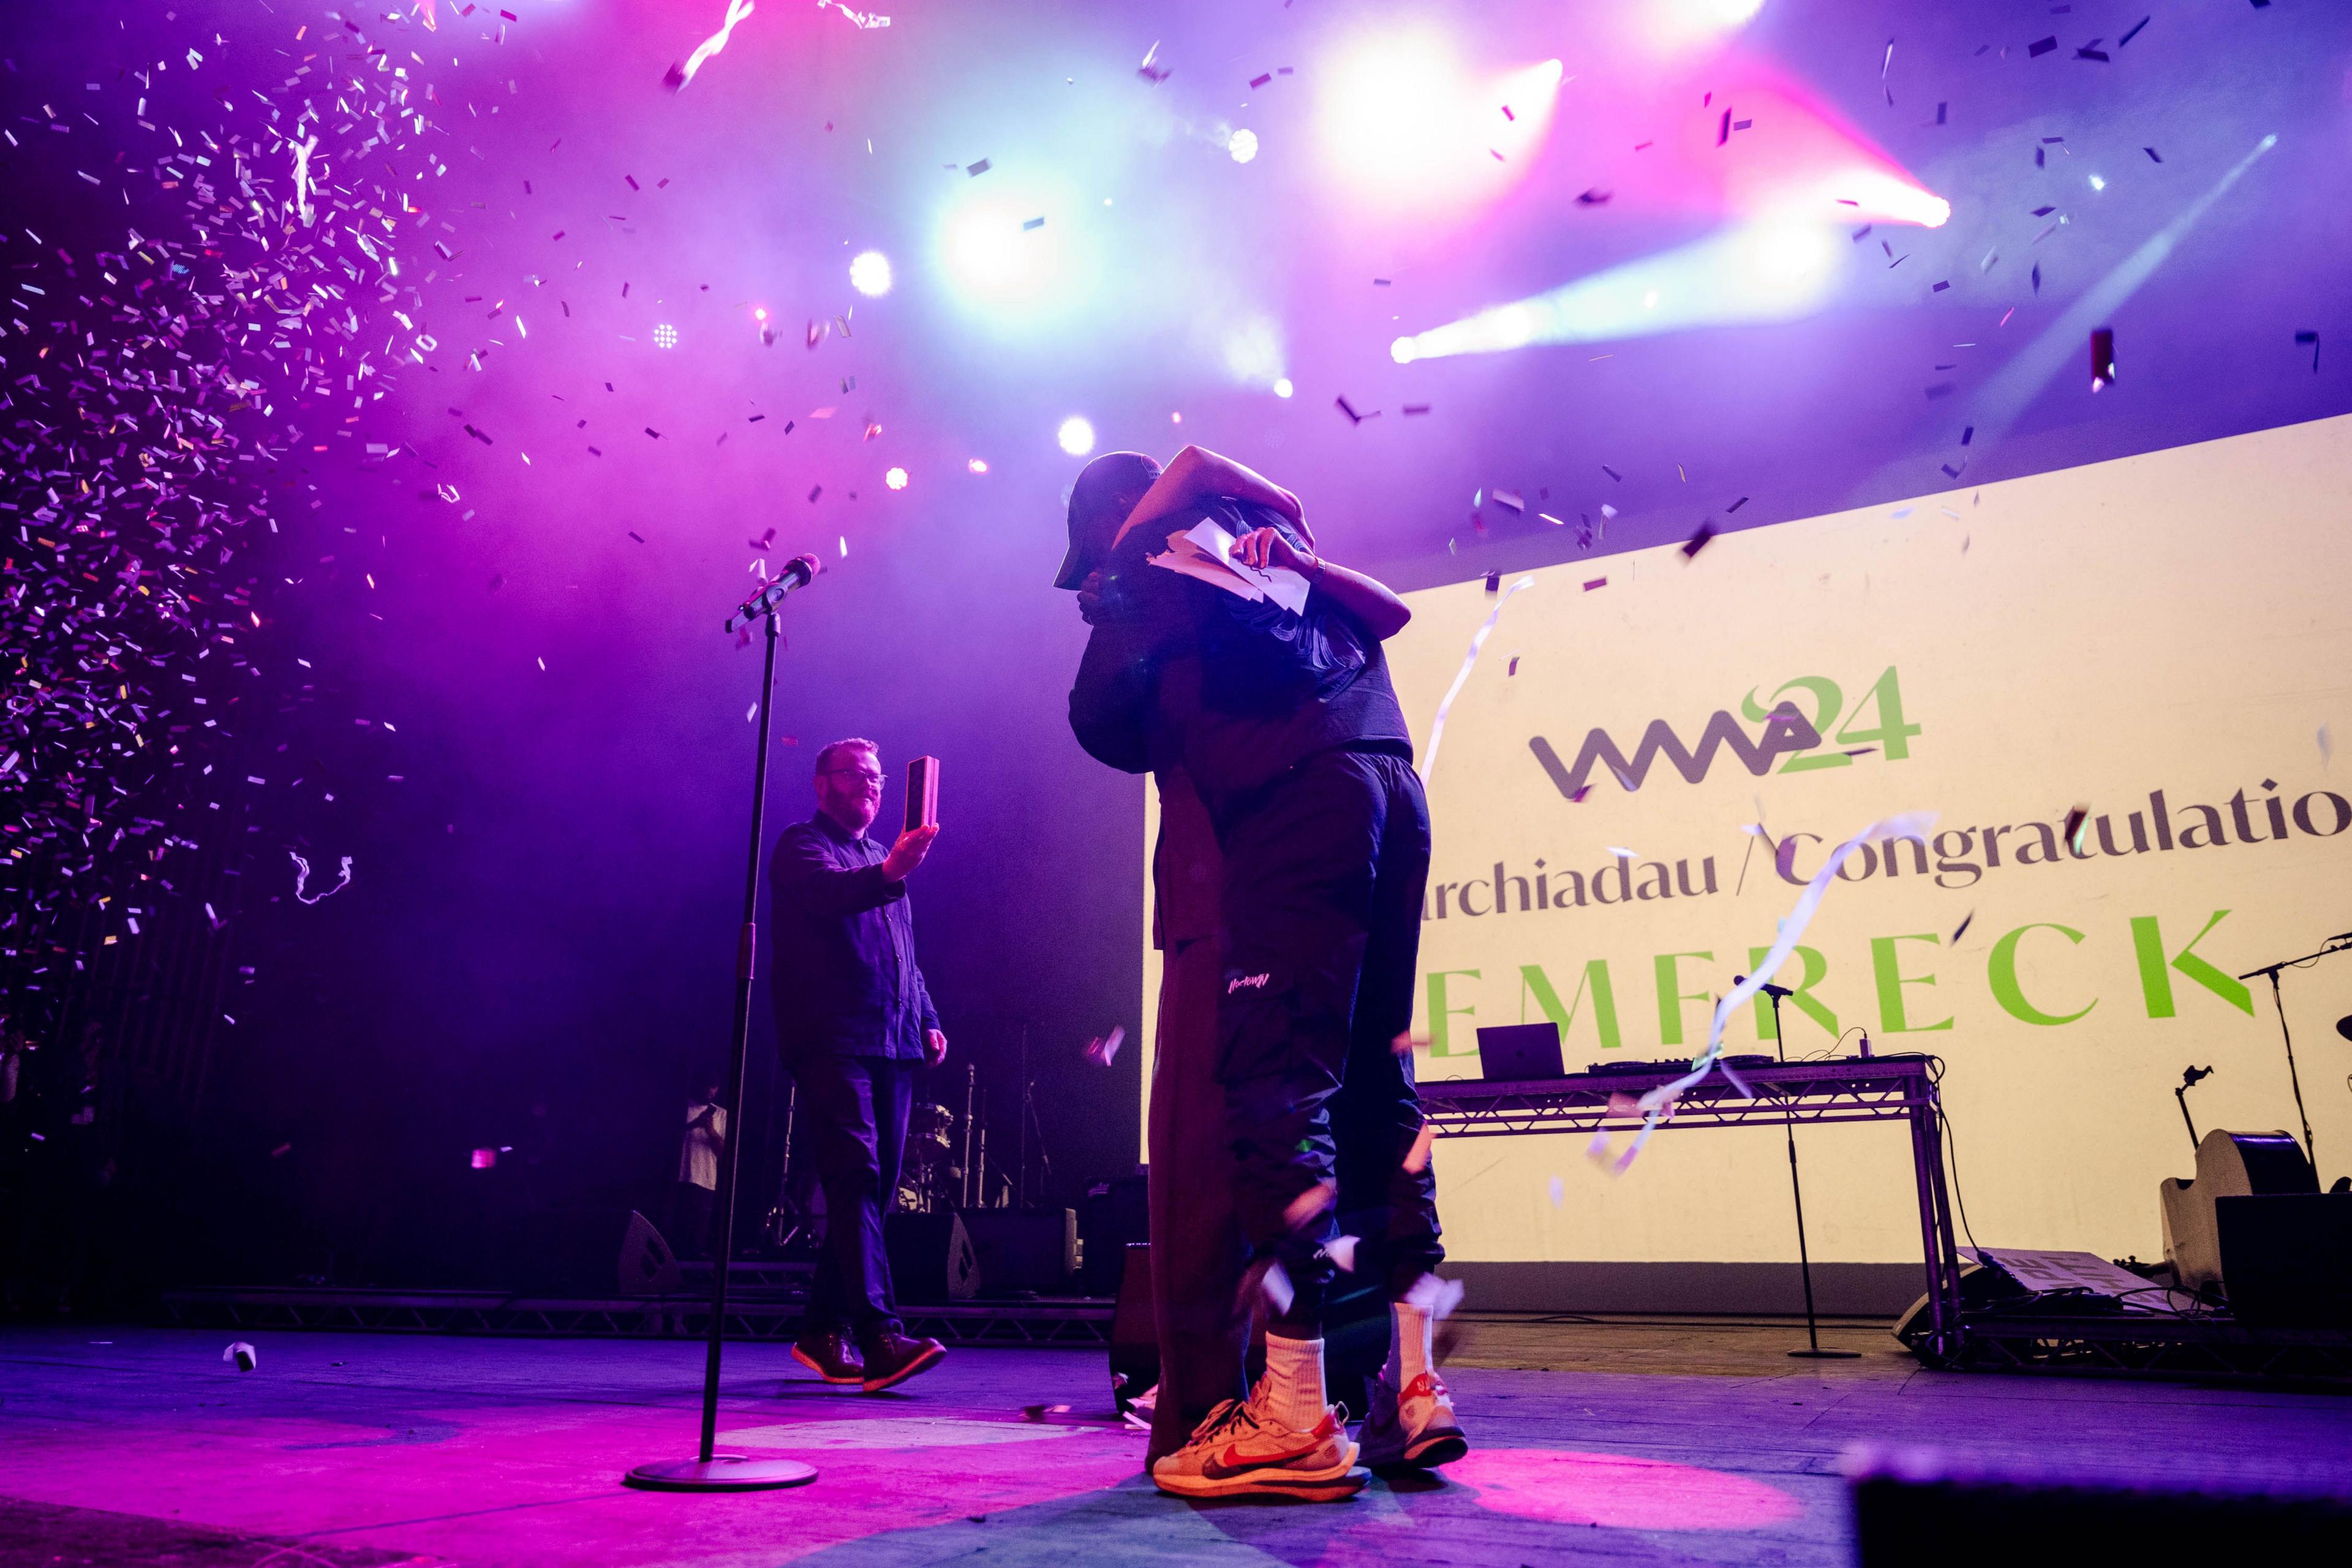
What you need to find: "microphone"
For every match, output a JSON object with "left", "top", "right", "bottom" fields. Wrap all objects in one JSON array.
[
  {"left": 1735, "top": 974, "right": 1793, "bottom": 999},
  {"left": 2181, "top": 1065, "right": 2215, "bottom": 1087},
  {"left": 724, "top": 554, "right": 820, "bottom": 632}
]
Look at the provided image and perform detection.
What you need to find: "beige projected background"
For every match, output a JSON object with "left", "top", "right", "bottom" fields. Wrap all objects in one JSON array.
[{"left": 1141, "top": 413, "right": 2352, "bottom": 1265}]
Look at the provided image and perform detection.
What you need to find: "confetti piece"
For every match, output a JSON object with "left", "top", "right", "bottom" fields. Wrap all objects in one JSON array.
[
  {"left": 1681, "top": 521, "right": 1716, "bottom": 559},
  {"left": 1401, "top": 404, "right": 1431, "bottom": 415},
  {"left": 1283, "top": 1180, "right": 1336, "bottom": 1231},
  {"left": 1419, "top": 575, "right": 1534, "bottom": 784},
  {"left": 1951, "top": 910, "right": 1975, "bottom": 944},
  {"left": 290, "top": 851, "right": 353, "bottom": 906},
  {"left": 1334, "top": 395, "right": 1366, "bottom": 424},
  {"left": 1402, "top": 1273, "right": 1464, "bottom": 1321},
  {"left": 2296, "top": 330, "right": 2321, "bottom": 372},
  {"left": 1589, "top": 811, "right": 1937, "bottom": 1175},
  {"left": 1581, "top": 577, "right": 1607, "bottom": 591},
  {"left": 2064, "top": 804, "right": 2090, "bottom": 853},
  {"left": 2090, "top": 326, "right": 2116, "bottom": 390},
  {"left": 667, "top": 1, "right": 759, "bottom": 91},
  {"left": 1243, "top": 1257, "right": 1294, "bottom": 1316},
  {"left": 2119, "top": 17, "right": 2150, "bottom": 47},
  {"left": 224, "top": 1343, "right": 257, "bottom": 1372},
  {"left": 966, "top": 157, "right": 992, "bottom": 177},
  {"left": 1084, "top": 1025, "right": 1125, "bottom": 1066},
  {"left": 2028, "top": 36, "right": 2057, "bottom": 57},
  {"left": 2319, "top": 724, "right": 2333, "bottom": 764},
  {"left": 1548, "top": 1176, "right": 1565, "bottom": 1209}
]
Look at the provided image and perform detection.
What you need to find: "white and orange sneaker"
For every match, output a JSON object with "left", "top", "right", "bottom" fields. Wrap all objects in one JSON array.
[
  {"left": 1150, "top": 1389, "right": 1368, "bottom": 1501},
  {"left": 1357, "top": 1370, "right": 1469, "bottom": 1471}
]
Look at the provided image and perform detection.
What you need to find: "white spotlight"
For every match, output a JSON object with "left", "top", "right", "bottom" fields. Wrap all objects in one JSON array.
[
  {"left": 849, "top": 250, "right": 893, "bottom": 297},
  {"left": 1229, "top": 129, "right": 1259, "bottom": 164},
  {"left": 1058, "top": 417, "right": 1096, "bottom": 456},
  {"left": 938, "top": 184, "right": 1091, "bottom": 321},
  {"left": 1273, "top": 377, "right": 1294, "bottom": 398},
  {"left": 884, "top": 466, "right": 910, "bottom": 490}
]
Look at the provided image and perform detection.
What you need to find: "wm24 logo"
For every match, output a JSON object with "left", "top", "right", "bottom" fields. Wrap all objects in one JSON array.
[{"left": 1529, "top": 667, "right": 1920, "bottom": 797}]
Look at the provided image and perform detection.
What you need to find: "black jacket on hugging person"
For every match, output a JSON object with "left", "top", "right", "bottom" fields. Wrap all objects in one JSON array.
[{"left": 1066, "top": 496, "right": 1414, "bottom": 816}]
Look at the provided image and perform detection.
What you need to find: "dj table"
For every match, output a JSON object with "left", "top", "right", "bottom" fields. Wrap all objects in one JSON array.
[{"left": 1417, "top": 1054, "right": 1966, "bottom": 1358}]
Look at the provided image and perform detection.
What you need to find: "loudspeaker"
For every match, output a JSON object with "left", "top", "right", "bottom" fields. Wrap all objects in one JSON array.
[
  {"left": 1108, "top": 1242, "right": 1158, "bottom": 1414},
  {"left": 958, "top": 1207, "right": 1077, "bottom": 1295},
  {"left": 884, "top": 1210, "right": 981, "bottom": 1303},
  {"left": 2217, "top": 1193, "right": 2352, "bottom": 1327},
  {"left": 1892, "top": 1255, "right": 2029, "bottom": 1351},
  {"left": 511, "top": 1208, "right": 680, "bottom": 1297},
  {"left": 1080, "top": 1176, "right": 1149, "bottom": 1296},
  {"left": 1848, "top": 1447, "right": 2352, "bottom": 1565}
]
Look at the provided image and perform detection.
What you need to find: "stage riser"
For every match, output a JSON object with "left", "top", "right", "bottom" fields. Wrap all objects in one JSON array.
[
  {"left": 1450, "top": 1260, "right": 1924, "bottom": 1316},
  {"left": 160, "top": 1291, "right": 1110, "bottom": 1346}
]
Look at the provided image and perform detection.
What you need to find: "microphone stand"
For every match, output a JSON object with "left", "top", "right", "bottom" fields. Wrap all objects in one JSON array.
[
  {"left": 1768, "top": 986, "right": 1856, "bottom": 1360},
  {"left": 2175, "top": 1066, "right": 2214, "bottom": 1152},
  {"left": 626, "top": 587, "right": 816, "bottom": 1493},
  {"left": 2236, "top": 932, "right": 2352, "bottom": 1178}
]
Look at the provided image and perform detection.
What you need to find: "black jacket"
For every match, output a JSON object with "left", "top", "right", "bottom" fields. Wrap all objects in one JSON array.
[
  {"left": 767, "top": 812, "right": 940, "bottom": 1061},
  {"left": 1068, "top": 497, "right": 1411, "bottom": 812}
]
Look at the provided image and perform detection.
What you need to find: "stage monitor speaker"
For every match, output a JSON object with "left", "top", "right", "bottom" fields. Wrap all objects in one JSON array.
[
  {"left": 1108, "top": 1242, "right": 1158, "bottom": 1414},
  {"left": 1080, "top": 1176, "right": 1148, "bottom": 1296},
  {"left": 1892, "top": 1255, "right": 2030, "bottom": 1351},
  {"left": 2216, "top": 1193, "right": 2352, "bottom": 1327},
  {"left": 884, "top": 1210, "right": 981, "bottom": 1303},
  {"left": 958, "top": 1207, "right": 1077, "bottom": 1295},
  {"left": 1848, "top": 1447, "right": 2352, "bottom": 1566},
  {"left": 512, "top": 1208, "right": 680, "bottom": 1298}
]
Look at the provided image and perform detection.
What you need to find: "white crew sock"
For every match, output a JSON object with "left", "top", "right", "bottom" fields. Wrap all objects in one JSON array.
[
  {"left": 1386, "top": 1295, "right": 1436, "bottom": 1390},
  {"left": 1257, "top": 1333, "right": 1329, "bottom": 1431}
]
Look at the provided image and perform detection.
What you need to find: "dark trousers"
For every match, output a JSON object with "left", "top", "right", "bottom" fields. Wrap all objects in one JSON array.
[
  {"left": 669, "top": 1181, "right": 715, "bottom": 1261},
  {"left": 1147, "top": 775, "right": 1250, "bottom": 1464},
  {"left": 788, "top": 1051, "right": 914, "bottom": 1342},
  {"left": 1215, "top": 747, "right": 1442, "bottom": 1336}
]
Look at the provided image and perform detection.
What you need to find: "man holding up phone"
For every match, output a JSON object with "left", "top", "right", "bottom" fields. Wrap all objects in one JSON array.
[{"left": 770, "top": 737, "right": 950, "bottom": 1394}]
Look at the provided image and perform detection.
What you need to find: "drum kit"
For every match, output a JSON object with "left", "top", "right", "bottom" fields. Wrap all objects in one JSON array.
[
  {"left": 763, "top": 1061, "right": 1042, "bottom": 1249},
  {"left": 895, "top": 1100, "right": 964, "bottom": 1214}
]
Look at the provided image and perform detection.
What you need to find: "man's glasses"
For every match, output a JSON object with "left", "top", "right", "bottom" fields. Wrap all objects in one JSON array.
[{"left": 822, "top": 767, "right": 884, "bottom": 786}]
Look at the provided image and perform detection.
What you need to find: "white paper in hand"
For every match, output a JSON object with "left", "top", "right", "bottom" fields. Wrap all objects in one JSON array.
[{"left": 1147, "top": 519, "right": 1311, "bottom": 617}]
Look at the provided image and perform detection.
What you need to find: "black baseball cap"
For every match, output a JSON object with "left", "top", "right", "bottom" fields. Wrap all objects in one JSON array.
[{"left": 1053, "top": 451, "right": 1162, "bottom": 590}]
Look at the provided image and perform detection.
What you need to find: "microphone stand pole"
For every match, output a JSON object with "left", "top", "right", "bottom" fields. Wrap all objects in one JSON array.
[
  {"left": 626, "top": 602, "right": 816, "bottom": 1491},
  {"left": 2236, "top": 933, "right": 2351, "bottom": 1178},
  {"left": 1771, "top": 989, "right": 1856, "bottom": 1360}
]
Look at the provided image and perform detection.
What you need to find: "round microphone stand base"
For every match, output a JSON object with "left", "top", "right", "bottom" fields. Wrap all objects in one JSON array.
[
  {"left": 1787, "top": 1348, "right": 1862, "bottom": 1360},
  {"left": 624, "top": 1456, "right": 818, "bottom": 1492}
]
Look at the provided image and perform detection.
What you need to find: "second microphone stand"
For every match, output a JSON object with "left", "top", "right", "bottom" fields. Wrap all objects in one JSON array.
[{"left": 1768, "top": 988, "right": 1857, "bottom": 1361}]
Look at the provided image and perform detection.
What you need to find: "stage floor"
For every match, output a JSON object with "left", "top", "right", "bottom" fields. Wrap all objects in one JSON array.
[{"left": 3, "top": 1317, "right": 2348, "bottom": 1566}]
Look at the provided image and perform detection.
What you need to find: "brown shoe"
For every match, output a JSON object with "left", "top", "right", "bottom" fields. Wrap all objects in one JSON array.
[
  {"left": 791, "top": 1331, "right": 864, "bottom": 1385},
  {"left": 859, "top": 1331, "right": 946, "bottom": 1393}
]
